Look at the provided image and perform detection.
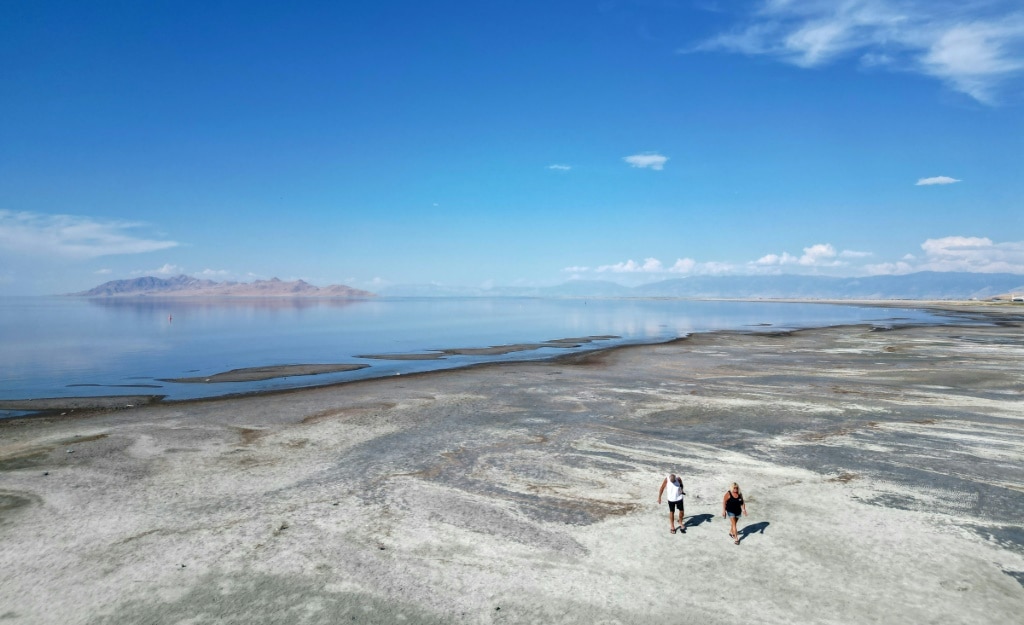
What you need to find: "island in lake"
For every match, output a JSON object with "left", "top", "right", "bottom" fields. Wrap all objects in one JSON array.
[{"left": 69, "top": 275, "right": 376, "bottom": 298}]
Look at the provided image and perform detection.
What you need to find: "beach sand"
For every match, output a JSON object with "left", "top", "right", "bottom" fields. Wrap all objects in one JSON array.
[{"left": 1, "top": 306, "right": 1022, "bottom": 624}]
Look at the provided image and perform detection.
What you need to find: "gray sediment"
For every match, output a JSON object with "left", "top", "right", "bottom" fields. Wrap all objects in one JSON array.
[{"left": 0, "top": 306, "right": 1021, "bottom": 624}]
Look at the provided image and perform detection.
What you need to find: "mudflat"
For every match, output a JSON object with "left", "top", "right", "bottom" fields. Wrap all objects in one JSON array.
[{"left": 1, "top": 306, "right": 1022, "bottom": 624}]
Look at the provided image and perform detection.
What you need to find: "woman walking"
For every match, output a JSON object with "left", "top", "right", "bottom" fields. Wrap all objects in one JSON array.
[{"left": 722, "top": 482, "right": 747, "bottom": 544}]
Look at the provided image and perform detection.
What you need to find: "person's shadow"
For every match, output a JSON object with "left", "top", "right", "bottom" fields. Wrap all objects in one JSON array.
[
  {"left": 738, "top": 521, "right": 770, "bottom": 543},
  {"left": 682, "top": 513, "right": 715, "bottom": 530}
]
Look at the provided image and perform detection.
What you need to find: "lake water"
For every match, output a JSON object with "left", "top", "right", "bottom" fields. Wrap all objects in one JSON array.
[{"left": 0, "top": 297, "right": 951, "bottom": 410}]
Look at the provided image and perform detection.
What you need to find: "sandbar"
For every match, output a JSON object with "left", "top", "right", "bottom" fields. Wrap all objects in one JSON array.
[
  {"left": 0, "top": 305, "right": 1022, "bottom": 624},
  {"left": 359, "top": 335, "right": 619, "bottom": 360},
  {"left": 162, "top": 363, "right": 370, "bottom": 383}
]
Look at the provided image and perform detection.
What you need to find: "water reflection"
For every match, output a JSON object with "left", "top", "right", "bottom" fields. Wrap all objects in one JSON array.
[
  {"left": 84, "top": 297, "right": 371, "bottom": 314},
  {"left": 1, "top": 297, "right": 948, "bottom": 404}
]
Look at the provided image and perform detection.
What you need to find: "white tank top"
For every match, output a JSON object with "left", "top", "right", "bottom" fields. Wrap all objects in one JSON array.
[{"left": 665, "top": 476, "right": 684, "bottom": 502}]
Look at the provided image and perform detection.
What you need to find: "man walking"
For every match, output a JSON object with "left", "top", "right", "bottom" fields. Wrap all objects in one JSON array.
[{"left": 657, "top": 473, "right": 686, "bottom": 534}]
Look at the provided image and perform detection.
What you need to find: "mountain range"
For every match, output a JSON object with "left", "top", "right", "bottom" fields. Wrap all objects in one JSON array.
[
  {"left": 71, "top": 271, "right": 1024, "bottom": 300},
  {"left": 378, "top": 272, "right": 1024, "bottom": 300},
  {"left": 71, "top": 275, "right": 376, "bottom": 298}
]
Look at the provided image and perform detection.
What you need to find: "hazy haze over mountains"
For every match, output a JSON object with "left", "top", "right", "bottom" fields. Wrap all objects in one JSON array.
[
  {"left": 72, "top": 271, "right": 1024, "bottom": 300},
  {"left": 374, "top": 272, "right": 1024, "bottom": 299}
]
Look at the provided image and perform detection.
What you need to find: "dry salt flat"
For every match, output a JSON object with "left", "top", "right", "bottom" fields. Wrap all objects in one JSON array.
[{"left": 0, "top": 306, "right": 1022, "bottom": 624}]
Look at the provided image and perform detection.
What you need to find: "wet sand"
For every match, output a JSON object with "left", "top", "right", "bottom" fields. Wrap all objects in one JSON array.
[{"left": 0, "top": 305, "right": 1022, "bottom": 624}]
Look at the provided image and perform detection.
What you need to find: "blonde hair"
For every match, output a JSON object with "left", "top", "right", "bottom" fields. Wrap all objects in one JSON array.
[{"left": 730, "top": 482, "right": 742, "bottom": 496}]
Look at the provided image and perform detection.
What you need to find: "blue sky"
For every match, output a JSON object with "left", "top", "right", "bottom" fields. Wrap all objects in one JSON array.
[{"left": 1, "top": 0, "right": 1022, "bottom": 295}]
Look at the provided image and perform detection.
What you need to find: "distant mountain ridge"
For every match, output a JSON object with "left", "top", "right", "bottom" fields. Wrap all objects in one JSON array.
[
  {"left": 379, "top": 272, "right": 1024, "bottom": 300},
  {"left": 72, "top": 275, "right": 376, "bottom": 298},
  {"left": 73, "top": 271, "right": 1024, "bottom": 300}
]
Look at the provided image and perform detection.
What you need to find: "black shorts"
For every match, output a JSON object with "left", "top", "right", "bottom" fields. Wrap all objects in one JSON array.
[{"left": 668, "top": 499, "right": 684, "bottom": 512}]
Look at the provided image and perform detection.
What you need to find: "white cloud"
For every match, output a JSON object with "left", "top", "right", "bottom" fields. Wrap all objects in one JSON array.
[
  {"left": 133, "top": 263, "right": 184, "bottom": 276},
  {"left": 755, "top": 252, "right": 798, "bottom": 265},
  {"left": 198, "top": 268, "right": 231, "bottom": 278},
  {"left": 0, "top": 210, "right": 179, "bottom": 259},
  {"left": 548, "top": 164, "right": 572, "bottom": 171},
  {"left": 755, "top": 243, "right": 851, "bottom": 268},
  {"left": 915, "top": 175, "right": 961, "bottom": 185},
  {"left": 669, "top": 258, "right": 697, "bottom": 273},
  {"left": 597, "top": 257, "right": 665, "bottom": 273},
  {"left": 865, "top": 260, "right": 915, "bottom": 275},
  {"left": 691, "top": 1, "right": 1024, "bottom": 103},
  {"left": 590, "top": 257, "right": 740, "bottom": 276},
  {"left": 921, "top": 235, "right": 992, "bottom": 255},
  {"left": 623, "top": 153, "right": 669, "bottom": 170},
  {"left": 572, "top": 236, "right": 1024, "bottom": 281},
  {"left": 799, "top": 243, "right": 838, "bottom": 265},
  {"left": 918, "top": 236, "right": 1024, "bottom": 272},
  {"left": 921, "top": 19, "right": 1024, "bottom": 103},
  {"left": 867, "top": 236, "right": 1024, "bottom": 274},
  {"left": 95, "top": 268, "right": 112, "bottom": 275}
]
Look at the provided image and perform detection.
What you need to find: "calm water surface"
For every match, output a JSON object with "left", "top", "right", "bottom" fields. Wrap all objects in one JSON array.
[{"left": 0, "top": 297, "right": 948, "bottom": 407}]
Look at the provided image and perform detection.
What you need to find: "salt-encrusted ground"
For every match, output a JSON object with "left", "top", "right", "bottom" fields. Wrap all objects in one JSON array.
[{"left": 1, "top": 308, "right": 1022, "bottom": 624}]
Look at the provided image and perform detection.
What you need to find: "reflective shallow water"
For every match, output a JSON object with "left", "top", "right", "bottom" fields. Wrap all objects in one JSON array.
[{"left": 0, "top": 296, "right": 947, "bottom": 406}]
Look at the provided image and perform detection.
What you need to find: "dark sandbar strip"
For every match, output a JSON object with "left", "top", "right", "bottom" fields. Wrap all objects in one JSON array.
[
  {"left": 359, "top": 335, "right": 620, "bottom": 360},
  {"left": 162, "top": 363, "right": 370, "bottom": 383}
]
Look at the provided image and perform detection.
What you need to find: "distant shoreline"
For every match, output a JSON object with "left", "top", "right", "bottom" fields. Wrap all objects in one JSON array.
[{"left": 3, "top": 300, "right": 1020, "bottom": 420}]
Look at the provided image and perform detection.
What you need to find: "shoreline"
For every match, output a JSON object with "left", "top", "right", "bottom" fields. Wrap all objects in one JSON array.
[
  {"left": 2, "top": 300, "right": 1019, "bottom": 420},
  {"left": 0, "top": 305, "right": 1021, "bottom": 623}
]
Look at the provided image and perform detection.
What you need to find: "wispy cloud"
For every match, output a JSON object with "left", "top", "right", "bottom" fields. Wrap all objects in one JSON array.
[
  {"left": 921, "top": 18, "right": 1024, "bottom": 103},
  {"left": 548, "top": 164, "right": 572, "bottom": 171},
  {"left": 690, "top": 1, "right": 1024, "bottom": 103},
  {"left": 840, "top": 249, "right": 873, "bottom": 258},
  {"left": 916, "top": 175, "right": 961, "bottom": 185},
  {"left": 623, "top": 153, "right": 669, "bottom": 170},
  {"left": 0, "top": 210, "right": 179, "bottom": 259}
]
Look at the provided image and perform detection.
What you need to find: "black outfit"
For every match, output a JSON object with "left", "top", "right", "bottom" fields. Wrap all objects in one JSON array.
[{"left": 725, "top": 491, "right": 744, "bottom": 516}]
